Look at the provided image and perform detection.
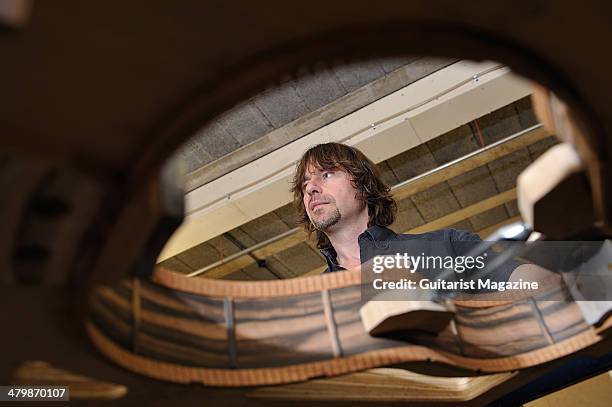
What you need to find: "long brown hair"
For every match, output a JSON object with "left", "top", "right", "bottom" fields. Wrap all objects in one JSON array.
[{"left": 291, "top": 143, "right": 397, "bottom": 249}]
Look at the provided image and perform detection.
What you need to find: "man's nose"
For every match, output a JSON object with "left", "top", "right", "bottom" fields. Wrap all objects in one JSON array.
[{"left": 305, "top": 179, "right": 321, "bottom": 196}]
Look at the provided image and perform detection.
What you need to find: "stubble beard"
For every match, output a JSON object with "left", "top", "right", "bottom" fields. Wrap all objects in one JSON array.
[{"left": 312, "top": 207, "right": 341, "bottom": 231}]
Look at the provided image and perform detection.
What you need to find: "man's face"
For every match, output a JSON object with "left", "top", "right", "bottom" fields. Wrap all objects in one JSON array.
[{"left": 302, "top": 163, "right": 366, "bottom": 231}]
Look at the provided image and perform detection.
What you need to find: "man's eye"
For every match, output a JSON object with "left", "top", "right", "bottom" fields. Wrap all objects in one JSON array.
[{"left": 323, "top": 172, "right": 333, "bottom": 179}]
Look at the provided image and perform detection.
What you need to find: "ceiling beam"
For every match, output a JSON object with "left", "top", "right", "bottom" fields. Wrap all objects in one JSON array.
[
  {"left": 477, "top": 216, "right": 522, "bottom": 238},
  {"left": 392, "top": 125, "right": 548, "bottom": 201},
  {"left": 407, "top": 188, "right": 516, "bottom": 234}
]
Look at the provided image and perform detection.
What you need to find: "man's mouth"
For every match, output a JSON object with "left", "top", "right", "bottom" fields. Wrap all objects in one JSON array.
[{"left": 310, "top": 202, "right": 328, "bottom": 211}]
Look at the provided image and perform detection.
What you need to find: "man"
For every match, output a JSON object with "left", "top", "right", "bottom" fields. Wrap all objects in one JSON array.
[{"left": 291, "top": 142, "right": 547, "bottom": 284}]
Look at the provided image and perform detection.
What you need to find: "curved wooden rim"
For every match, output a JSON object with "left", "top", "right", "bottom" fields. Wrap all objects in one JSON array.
[
  {"left": 86, "top": 317, "right": 612, "bottom": 387},
  {"left": 153, "top": 267, "right": 563, "bottom": 307},
  {"left": 453, "top": 274, "right": 565, "bottom": 307},
  {"left": 153, "top": 267, "right": 361, "bottom": 298}
]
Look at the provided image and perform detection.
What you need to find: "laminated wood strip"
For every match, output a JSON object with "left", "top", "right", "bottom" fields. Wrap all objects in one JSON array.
[
  {"left": 152, "top": 267, "right": 362, "bottom": 298},
  {"left": 452, "top": 274, "right": 565, "bottom": 306},
  {"left": 154, "top": 266, "right": 561, "bottom": 308}
]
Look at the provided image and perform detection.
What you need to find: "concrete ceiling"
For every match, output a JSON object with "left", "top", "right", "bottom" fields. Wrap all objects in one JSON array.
[
  {"left": 159, "top": 58, "right": 558, "bottom": 281},
  {"left": 180, "top": 57, "right": 454, "bottom": 190}
]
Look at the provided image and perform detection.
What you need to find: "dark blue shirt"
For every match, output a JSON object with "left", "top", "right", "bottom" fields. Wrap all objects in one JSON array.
[{"left": 319, "top": 225, "right": 516, "bottom": 282}]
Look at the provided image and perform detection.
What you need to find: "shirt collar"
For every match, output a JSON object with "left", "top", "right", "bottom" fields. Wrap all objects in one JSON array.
[
  {"left": 360, "top": 224, "right": 396, "bottom": 241},
  {"left": 319, "top": 225, "right": 396, "bottom": 272}
]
